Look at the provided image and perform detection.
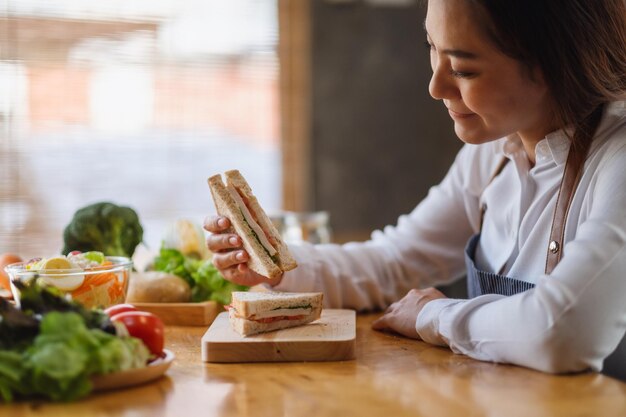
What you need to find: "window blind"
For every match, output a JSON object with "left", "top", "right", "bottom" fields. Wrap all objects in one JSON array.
[{"left": 0, "top": 0, "right": 281, "bottom": 258}]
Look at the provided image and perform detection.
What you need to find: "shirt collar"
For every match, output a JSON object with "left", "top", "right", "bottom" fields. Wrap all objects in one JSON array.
[
  {"left": 542, "top": 129, "right": 571, "bottom": 166},
  {"left": 495, "top": 130, "right": 571, "bottom": 167},
  {"left": 492, "top": 100, "right": 624, "bottom": 166},
  {"left": 499, "top": 133, "right": 525, "bottom": 158}
]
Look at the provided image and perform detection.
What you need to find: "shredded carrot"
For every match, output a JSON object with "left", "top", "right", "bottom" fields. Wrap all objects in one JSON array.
[
  {"left": 68, "top": 261, "right": 128, "bottom": 305},
  {"left": 71, "top": 272, "right": 117, "bottom": 296},
  {"left": 107, "top": 279, "right": 124, "bottom": 301},
  {"left": 93, "top": 272, "right": 117, "bottom": 286}
]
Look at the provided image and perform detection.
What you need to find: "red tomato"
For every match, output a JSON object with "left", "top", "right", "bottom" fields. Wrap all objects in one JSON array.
[
  {"left": 111, "top": 311, "right": 165, "bottom": 356},
  {"left": 105, "top": 303, "right": 138, "bottom": 318}
]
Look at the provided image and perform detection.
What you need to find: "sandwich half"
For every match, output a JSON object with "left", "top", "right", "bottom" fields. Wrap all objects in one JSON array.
[
  {"left": 208, "top": 170, "right": 297, "bottom": 280},
  {"left": 228, "top": 291, "right": 323, "bottom": 336}
]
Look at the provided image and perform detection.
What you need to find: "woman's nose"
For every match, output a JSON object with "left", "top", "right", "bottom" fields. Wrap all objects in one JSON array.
[{"left": 428, "top": 64, "right": 457, "bottom": 101}]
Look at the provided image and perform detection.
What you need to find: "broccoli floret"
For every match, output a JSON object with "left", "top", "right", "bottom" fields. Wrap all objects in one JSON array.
[{"left": 62, "top": 202, "right": 143, "bottom": 258}]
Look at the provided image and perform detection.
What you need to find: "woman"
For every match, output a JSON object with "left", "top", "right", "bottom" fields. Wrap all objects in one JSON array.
[{"left": 205, "top": 0, "right": 626, "bottom": 376}]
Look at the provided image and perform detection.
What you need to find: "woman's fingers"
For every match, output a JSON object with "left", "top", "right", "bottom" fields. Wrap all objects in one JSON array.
[
  {"left": 203, "top": 215, "right": 276, "bottom": 287},
  {"left": 218, "top": 259, "right": 251, "bottom": 286},
  {"left": 206, "top": 233, "right": 241, "bottom": 252},
  {"left": 204, "top": 215, "right": 242, "bottom": 253},
  {"left": 204, "top": 215, "right": 230, "bottom": 233},
  {"left": 222, "top": 266, "right": 247, "bottom": 285},
  {"left": 371, "top": 302, "right": 396, "bottom": 329},
  {"left": 371, "top": 288, "right": 448, "bottom": 339},
  {"left": 371, "top": 315, "right": 389, "bottom": 330},
  {"left": 212, "top": 250, "right": 249, "bottom": 270},
  {"left": 221, "top": 264, "right": 269, "bottom": 287}
]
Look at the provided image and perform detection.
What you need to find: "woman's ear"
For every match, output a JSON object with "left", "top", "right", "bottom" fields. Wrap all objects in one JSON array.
[
  {"left": 527, "top": 65, "right": 554, "bottom": 112},
  {"left": 529, "top": 65, "right": 548, "bottom": 88}
]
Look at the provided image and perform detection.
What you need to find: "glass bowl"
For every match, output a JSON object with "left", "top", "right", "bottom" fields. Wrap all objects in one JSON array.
[{"left": 5, "top": 256, "right": 133, "bottom": 309}]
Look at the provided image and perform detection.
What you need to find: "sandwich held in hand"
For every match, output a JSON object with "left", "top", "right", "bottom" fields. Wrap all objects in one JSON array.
[
  {"left": 208, "top": 170, "right": 297, "bottom": 280},
  {"left": 228, "top": 291, "right": 323, "bottom": 336}
]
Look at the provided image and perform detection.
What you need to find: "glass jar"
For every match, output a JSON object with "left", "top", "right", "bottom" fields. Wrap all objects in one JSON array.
[{"left": 285, "top": 211, "right": 332, "bottom": 244}]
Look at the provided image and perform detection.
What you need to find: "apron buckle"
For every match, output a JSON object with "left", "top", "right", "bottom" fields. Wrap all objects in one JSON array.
[{"left": 549, "top": 240, "right": 560, "bottom": 254}]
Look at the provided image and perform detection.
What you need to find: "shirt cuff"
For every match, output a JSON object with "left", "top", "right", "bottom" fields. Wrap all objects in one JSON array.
[{"left": 416, "top": 298, "right": 463, "bottom": 346}]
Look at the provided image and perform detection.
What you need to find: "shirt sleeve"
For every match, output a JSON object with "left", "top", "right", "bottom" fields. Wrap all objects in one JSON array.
[
  {"left": 273, "top": 144, "right": 487, "bottom": 311},
  {"left": 416, "top": 142, "right": 626, "bottom": 373}
]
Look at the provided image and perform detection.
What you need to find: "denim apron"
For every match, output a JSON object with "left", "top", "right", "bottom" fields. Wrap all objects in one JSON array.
[
  {"left": 467, "top": 146, "right": 625, "bottom": 379},
  {"left": 464, "top": 233, "right": 534, "bottom": 298}
]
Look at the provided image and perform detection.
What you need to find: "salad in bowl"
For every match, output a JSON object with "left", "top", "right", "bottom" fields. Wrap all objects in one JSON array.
[{"left": 5, "top": 251, "right": 132, "bottom": 309}]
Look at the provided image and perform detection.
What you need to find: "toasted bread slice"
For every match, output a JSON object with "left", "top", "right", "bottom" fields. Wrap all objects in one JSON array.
[
  {"left": 230, "top": 291, "right": 323, "bottom": 318},
  {"left": 208, "top": 170, "right": 298, "bottom": 280},
  {"left": 208, "top": 174, "right": 283, "bottom": 280},
  {"left": 224, "top": 170, "right": 297, "bottom": 272}
]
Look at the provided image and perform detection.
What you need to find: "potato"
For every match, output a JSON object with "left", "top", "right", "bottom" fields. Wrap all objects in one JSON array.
[{"left": 126, "top": 271, "right": 192, "bottom": 303}]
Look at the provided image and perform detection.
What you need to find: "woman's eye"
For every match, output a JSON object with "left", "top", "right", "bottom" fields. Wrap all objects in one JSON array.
[
  {"left": 424, "top": 41, "right": 434, "bottom": 51},
  {"left": 450, "top": 69, "right": 474, "bottom": 78}
]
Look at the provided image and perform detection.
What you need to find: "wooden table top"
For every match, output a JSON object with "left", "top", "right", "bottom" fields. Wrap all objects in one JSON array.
[{"left": 7, "top": 313, "right": 626, "bottom": 417}]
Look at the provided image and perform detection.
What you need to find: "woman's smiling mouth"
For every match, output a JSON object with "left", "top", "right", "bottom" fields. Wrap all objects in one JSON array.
[{"left": 447, "top": 108, "right": 476, "bottom": 119}]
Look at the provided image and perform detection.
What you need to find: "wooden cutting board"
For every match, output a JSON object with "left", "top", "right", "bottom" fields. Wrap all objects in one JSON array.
[
  {"left": 133, "top": 301, "right": 220, "bottom": 326},
  {"left": 201, "top": 309, "right": 356, "bottom": 363}
]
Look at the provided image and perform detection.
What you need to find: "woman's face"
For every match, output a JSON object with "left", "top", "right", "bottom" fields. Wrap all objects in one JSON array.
[{"left": 425, "top": 0, "right": 555, "bottom": 146}]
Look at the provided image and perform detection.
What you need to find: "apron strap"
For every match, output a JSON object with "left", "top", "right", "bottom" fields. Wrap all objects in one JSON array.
[
  {"left": 545, "top": 105, "right": 603, "bottom": 274},
  {"left": 544, "top": 142, "right": 592, "bottom": 274}
]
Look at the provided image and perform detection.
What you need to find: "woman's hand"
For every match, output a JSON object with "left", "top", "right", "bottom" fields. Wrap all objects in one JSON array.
[
  {"left": 371, "top": 288, "right": 447, "bottom": 339},
  {"left": 204, "top": 215, "right": 283, "bottom": 287}
]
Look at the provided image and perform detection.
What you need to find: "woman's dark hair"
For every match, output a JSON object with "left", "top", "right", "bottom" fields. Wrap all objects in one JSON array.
[{"left": 466, "top": 0, "right": 626, "bottom": 153}]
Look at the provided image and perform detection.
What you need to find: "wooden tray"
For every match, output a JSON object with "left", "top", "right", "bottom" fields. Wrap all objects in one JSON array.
[
  {"left": 201, "top": 309, "right": 356, "bottom": 363},
  {"left": 133, "top": 301, "right": 221, "bottom": 326}
]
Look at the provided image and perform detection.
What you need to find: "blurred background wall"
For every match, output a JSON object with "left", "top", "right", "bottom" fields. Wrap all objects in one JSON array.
[
  {"left": 0, "top": 1, "right": 281, "bottom": 257},
  {"left": 308, "top": 0, "right": 461, "bottom": 242}
]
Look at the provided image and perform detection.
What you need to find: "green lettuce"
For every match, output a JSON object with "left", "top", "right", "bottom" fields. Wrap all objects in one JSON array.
[
  {"left": 0, "top": 311, "right": 150, "bottom": 402},
  {"left": 153, "top": 248, "right": 248, "bottom": 303},
  {"left": 0, "top": 351, "right": 27, "bottom": 402}
]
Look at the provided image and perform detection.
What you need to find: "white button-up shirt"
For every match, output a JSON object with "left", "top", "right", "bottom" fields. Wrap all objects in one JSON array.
[{"left": 274, "top": 101, "right": 626, "bottom": 373}]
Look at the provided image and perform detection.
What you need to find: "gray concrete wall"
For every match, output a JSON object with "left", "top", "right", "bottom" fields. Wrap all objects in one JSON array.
[{"left": 310, "top": 1, "right": 462, "bottom": 238}]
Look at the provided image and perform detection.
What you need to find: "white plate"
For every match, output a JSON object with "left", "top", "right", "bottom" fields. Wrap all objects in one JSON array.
[{"left": 91, "top": 349, "right": 175, "bottom": 392}]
